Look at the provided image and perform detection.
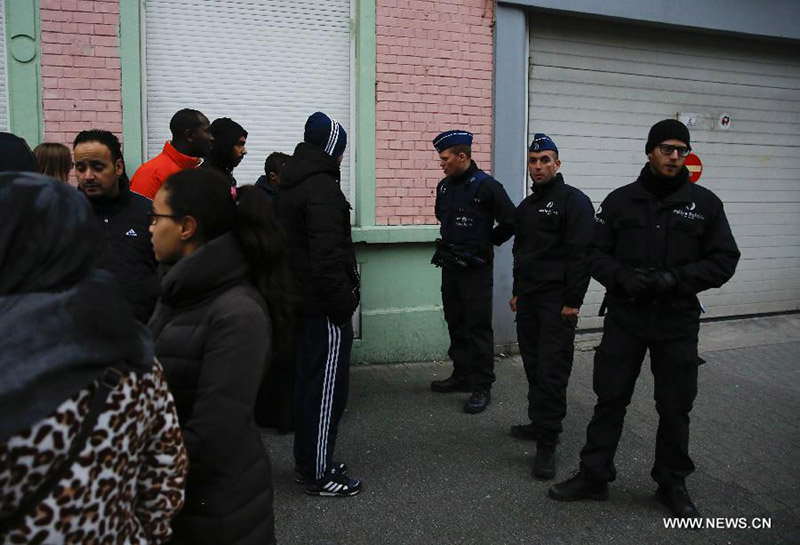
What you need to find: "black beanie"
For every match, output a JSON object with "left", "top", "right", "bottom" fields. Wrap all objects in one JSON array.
[
  {"left": 645, "top": 119, "right": 690, "bottom": 153},
  {"left": 304, "top": 112, "right": 347, "bottom": 158},
  {"left": 208, "top": 118, "right": 247, "bottom": 170}
]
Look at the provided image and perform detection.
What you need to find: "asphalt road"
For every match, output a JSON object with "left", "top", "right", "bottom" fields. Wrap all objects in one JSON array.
[{"left": 263, "top": 314, "right": 800, "bottom": 545}]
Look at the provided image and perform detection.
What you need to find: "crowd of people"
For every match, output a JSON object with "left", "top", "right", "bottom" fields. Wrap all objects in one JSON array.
[{"left": 0, "top": 112, "right": 740, "bottom": 542}]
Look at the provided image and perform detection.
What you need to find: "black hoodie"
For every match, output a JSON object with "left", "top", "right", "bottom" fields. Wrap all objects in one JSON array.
[{"left": 274, "top": 142, "right": 359, "bottom": 324}]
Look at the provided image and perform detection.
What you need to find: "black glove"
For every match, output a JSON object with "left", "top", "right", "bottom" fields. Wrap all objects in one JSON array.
[
  {"left": 648, "top": 271, "right": 677, "bottom": 294},
  {"left": 621, "top": 269, "right": 651, "bottom": 297}
]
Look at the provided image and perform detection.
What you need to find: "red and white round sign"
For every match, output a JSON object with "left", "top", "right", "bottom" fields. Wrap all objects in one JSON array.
[{"left": 685, "top": 153, "right": 702, "bottom": 183}]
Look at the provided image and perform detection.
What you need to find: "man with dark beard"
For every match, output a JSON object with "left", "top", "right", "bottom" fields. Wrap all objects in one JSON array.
[
  {"left": 202, "top": 117, "right": 248, "bottom": 187},
  {"left": 74, "top": 130, "right": 158, "bottom": 322},
  {"left": 549, "top": 119, "right": 739, "bottom": 519}
]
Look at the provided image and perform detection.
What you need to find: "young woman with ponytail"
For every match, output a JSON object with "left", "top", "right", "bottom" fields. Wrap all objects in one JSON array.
[{"left": 147, "top": 168, "right": 289, "bottom": 545}]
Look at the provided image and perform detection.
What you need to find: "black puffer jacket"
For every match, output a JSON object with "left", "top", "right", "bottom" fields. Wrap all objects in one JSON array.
[
  {"left": 274, "top": 142, "right": 359, "bottom": 324},
  {"left": 591, "top": 165, "right": 740, "bottom": 338},
  {"left": 148, "top": 233, "right": 275, "bottom": 545},
  {"left": 87, "top": 179, "right": 158, "bottom": 322},
  {"left": 512, "top": 173, "right": 595, "bottom": 307}
]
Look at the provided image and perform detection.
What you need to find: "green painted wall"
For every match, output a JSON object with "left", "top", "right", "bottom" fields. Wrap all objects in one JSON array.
[
  {"left": 352, "top": 242, "right": 448, "bottom": 364},
  {"left": 5, "top": 0, "right": 42, "bottom": 146},
  {"left": 119, "top": 0, "right": 143, "bottom": 171}
]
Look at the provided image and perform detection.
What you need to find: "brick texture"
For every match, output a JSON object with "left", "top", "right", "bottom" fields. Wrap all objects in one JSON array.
[
  {"left": 375, "top": 0, "right": 495, "bottom": 225},
  {"left": 40, "top": 0, "right": 122, "bottom": 149}
]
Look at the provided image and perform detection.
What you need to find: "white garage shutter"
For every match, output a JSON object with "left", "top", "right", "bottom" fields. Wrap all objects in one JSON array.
[
  {"left": 528, "top": 12, "right": 800, "bottom": 328},
  {"left": 142, "top": 0, "right": 354, "bottom": 201},
  {"left": 0, "top": 0, "right": 9, "bottom": 132}
]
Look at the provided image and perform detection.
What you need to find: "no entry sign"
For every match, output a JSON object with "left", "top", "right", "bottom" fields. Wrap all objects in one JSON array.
[{"left": 685, "top": 153, "right": 702, "bottom": 183}]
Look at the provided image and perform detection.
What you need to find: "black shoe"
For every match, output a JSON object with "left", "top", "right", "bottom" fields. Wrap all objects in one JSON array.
[
  {"left": 305, "top": 471, "right": 362, "bottom": 497},
  {"left": 656, "top": 483, "right": 700, "bottom": 518},
  {"left": 510, "top": 423, "right": 543, "bottom": 440},
  {"left": 295, "top": 461, "right": 348, "bottom": 484},
  {"left": 464, "top": 390, "right": 491, "bottom": 414},
  {"left": 549, "top": 472, "right": 609, "bottom": 501},
  {"left": 533, "top": 444, "right": 556, "bottom": 481},
  {"left": 431, "top": 376, "right": 471, "bottom": 393}
]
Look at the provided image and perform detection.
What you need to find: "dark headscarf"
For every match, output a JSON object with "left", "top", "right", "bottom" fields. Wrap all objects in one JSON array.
[
  {"left": 0, "top": 172, "right": 153, "bottom": 442},
  {"left": 0, "top": 132, "right": 36, "bottom": 172}
]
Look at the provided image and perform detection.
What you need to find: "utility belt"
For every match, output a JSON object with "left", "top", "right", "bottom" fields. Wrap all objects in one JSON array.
[
  {"left": 599, "top": 292, "right": 701, "bottom": 316},
  {"left": 431, "top": 239, "right": 489, "bottom": 270}
]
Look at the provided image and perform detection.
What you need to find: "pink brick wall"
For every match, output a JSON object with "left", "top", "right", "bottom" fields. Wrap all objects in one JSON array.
[
  {"left": 40, "top": 0, "right": 122, "bottom": 148},
  {"left": 375, "top": 0, "right": 495, "bottom": 225}
]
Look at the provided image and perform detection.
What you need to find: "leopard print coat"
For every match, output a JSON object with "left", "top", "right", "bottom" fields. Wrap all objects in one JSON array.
[{"left": 0, "top": 361, "right": 188, "bottom": 544}]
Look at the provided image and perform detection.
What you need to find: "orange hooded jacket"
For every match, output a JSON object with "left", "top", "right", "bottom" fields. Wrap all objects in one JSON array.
[{"left": 130, "top": 142, "right": 201, "bottom": 199}]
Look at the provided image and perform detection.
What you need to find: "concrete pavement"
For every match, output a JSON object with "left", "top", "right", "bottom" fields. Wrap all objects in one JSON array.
[{"left": 262, "top": 313, "right": 800, "bottom": 545}]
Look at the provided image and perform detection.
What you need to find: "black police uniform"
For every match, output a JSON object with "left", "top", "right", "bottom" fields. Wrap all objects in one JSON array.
[
  {"left": 579, "top": 165, "right": 740, "bottom": 487},
  {"left": 434, "top": 160, "right": 515, "bottom": 391},
  {"left": 513, "top": 173, "right": 594, "bottom": 437}
]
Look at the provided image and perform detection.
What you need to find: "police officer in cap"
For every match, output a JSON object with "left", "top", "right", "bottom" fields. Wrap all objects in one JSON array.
[
  {"left": 430, "top": 130, "right": 515, "bottom": 414},
  {"left": 549, "top": 120, "right": 740, "bottom": 519},
  {"left": 509, "top": 134, "right": 594, "bottom": 480}
]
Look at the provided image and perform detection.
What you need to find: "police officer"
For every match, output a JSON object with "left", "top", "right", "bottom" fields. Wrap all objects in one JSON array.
[
  {"left": 549, "top": 120, "right": 740, "bottom": 518},
  {"left": 430, "top": 130, "right": 515, "bottom": 414},
  {"left": 509, "top": 134, "right": 594, "bottom": 480}
]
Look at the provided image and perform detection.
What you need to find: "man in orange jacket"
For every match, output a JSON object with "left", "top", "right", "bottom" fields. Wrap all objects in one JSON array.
[{"left": 130, "top": 109, "right": 213, "bottom": 199}]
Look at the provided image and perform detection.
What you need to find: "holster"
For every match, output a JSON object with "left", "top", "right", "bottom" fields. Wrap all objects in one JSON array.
[{"left": 431, "top": 239, "right": 488, "bottom": 270}]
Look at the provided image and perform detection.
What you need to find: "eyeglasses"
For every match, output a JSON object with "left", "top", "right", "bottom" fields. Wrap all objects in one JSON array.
[
  {"left": 658, "top": 144, "right": 692, "bottom": 157},
  {"left": 146, "top": 211, "right": 181, "bottom": 225}
]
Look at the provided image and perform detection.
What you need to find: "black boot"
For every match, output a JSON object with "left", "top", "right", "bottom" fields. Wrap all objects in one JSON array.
[
  {"left": 430, "top": 375, "right": 471, "bottom": 393},
  {"left": 655, "top": 480, "right": 699, "bottom": 518},
  {"left": 549, "top": 472, "right": 608, "bottom": 501},
  {"left": 533, "top": 436, "right": 557, "bottom": 481}
]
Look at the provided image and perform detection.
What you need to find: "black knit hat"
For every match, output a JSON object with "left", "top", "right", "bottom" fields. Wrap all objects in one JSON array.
[
  {"left": 208, "top": 118, "right": 247, "bottom": 171},
  {"left": 646, "top": 119, "right": 690, "bottom": 153}
]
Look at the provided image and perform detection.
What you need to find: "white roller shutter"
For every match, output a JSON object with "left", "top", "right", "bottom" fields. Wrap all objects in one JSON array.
[
  {"left": 527, "top": 13, "right": 800, "bottom": 328},
  {"left": 142, "top": 0, "right": 354, "bottom": 201},
  {"left": 0, "top": 0, "right": 9, "bottom": 132}
]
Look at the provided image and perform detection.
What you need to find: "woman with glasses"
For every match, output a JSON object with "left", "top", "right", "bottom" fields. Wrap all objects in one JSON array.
[{"left": 147, "top": 168, "right": 290, "bottom": 545}]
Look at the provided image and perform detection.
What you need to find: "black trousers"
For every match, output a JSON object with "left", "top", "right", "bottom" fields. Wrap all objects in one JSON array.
[
  {"left": 293, "top": 314, "right": 353, "bottom": 481},
  {"left": 441, "top": 265, "right": 494, "bottom": 391},
  {"left": 254, "top": 347, "right": 295, "bottom": 433},
  {"left": 579, "top": 310, "right": 700, "bottom": 486},
  {"left": 516, "top": 292, "right": 575, "bottom": 434}
]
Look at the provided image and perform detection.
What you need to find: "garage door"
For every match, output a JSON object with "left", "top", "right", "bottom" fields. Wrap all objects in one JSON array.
[
  {"left": 142, "top": 0, "right": 354, "bottom": 201},
  {"left": 0, "top": 0, "right": 9, "bottom": 132},
  {"left": 528, "top": 12, "right": 800, "bottom": 328}
]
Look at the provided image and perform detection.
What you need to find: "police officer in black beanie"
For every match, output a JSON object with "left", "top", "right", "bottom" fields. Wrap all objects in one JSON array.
[
  {"left": 202, "top": 117, "right": 248, "bottom": 187},
  {"left": 549, "top": 119, "right": 740, "bottom": 519},
  {"left": 509, "top": 134, "right": 594, "bottom": 480},
  {"left": 429, "top": 130, "right": 515, "bottom": 414}
]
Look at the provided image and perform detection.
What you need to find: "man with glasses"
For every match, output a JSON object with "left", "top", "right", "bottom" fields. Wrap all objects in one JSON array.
[
  {"left": 549, "top": 119, "right": 740, "bottom": 519},
  {"left": 74, "top": 130, "right": 159, "bottom": 323}
]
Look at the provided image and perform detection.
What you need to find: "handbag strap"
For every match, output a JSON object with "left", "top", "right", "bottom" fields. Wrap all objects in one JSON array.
[{"left": 0, "top": 367, "right": 124, "bottom": 533}]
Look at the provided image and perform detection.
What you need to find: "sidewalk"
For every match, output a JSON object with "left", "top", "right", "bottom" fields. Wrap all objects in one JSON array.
[{"left": 262, "top": 314, "right": 800, "bottom": 545}]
